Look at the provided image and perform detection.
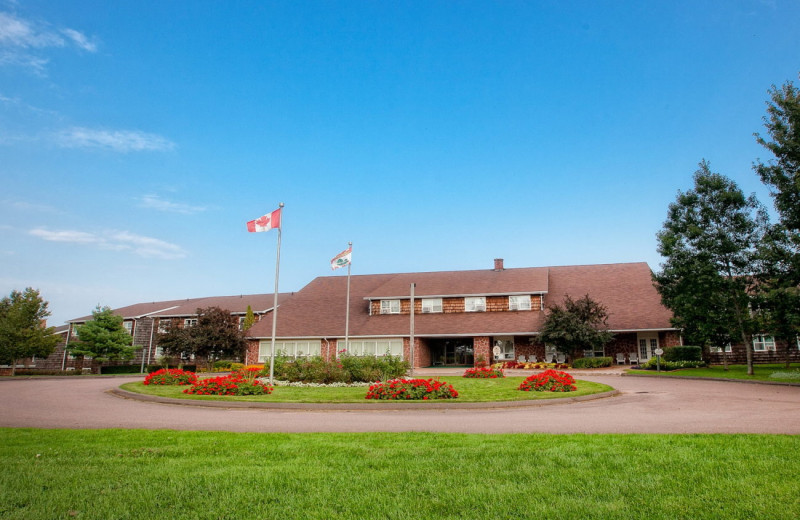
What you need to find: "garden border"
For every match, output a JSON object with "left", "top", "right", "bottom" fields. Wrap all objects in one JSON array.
[{"left": 109, "top": 386, "right": 620, "bottom": 410}]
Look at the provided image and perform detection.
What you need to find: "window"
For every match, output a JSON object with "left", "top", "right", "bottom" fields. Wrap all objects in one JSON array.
[
  {"left": 238, "top": 316, "right": 246, "bottom": 330},
  {"left": 493, "top": 338, "right": 514, "bottom": 360},
  {"left": 184, "top": 318, "right": 197, "bottom": 328},
  {"left": 710, "top": 344, "right": 732, "bottom": 353},
  {"left": 509, "top": 295, "right": 532, "bottom": 311},
  {"left": 421, "top": 298, "right": 442, "bottom": 313},
  {"left": 752, "top": 335, "right": 776, "bottom": 352},
  {"left": 122, "top": 321, "right": 133, "bottom": 335},
  {"left": 158, "top": 319, "right": 172, "bottom": 333},
  {"left": 259, "top": 340, "right": 321, "bottom": 362},
  {"left": 465, "top": 296, "right": 486, "bottom": 312},
  {"left": 380, "top": 300, "right": 401, "bottom": 314},
  {"left": 340, "top": 339, "right": 403, "bottom": 358}
]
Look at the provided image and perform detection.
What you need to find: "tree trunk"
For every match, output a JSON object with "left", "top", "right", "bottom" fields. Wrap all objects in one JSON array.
[
  {"left": 11, "top": 358, "right": 18, "bottom": 377},
  {"left": 730, "top": 289, "right": 754, "bottom": 376},
  {"left": 722, "top": 349, "right": 728, "bottom": 371},
  {"left": 785, "top": 337, "right": 792, "bottom": 369}
]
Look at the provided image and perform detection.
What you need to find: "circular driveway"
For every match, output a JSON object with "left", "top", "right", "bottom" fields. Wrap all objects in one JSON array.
[{"left": 1, "top": 374, "right": 799, "bottom": 433}]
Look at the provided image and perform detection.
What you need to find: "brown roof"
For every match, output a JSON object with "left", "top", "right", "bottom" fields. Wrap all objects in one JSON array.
[
  {"left": 247, "top": 262, "right": 674, "bottom": 339},
  {"left": 69, "top": 293, "right": 293, "bottom": 323}
]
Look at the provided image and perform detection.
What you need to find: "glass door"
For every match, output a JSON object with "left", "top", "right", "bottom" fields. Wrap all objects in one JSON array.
[{"left": 637, "top": 335, "right": 659, "bottom": 361}]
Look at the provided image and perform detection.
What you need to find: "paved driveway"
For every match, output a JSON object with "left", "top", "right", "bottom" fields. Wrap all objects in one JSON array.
[{"left": 1, "top": 374, "right": 798, "bottom": 433}]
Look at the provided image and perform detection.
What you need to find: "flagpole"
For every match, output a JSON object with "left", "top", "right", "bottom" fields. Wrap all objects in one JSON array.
[
  {"left": 344, "top": 241, "right": 351, "bottom": 353},
  {"left": 269, "top": 202, "right": 284, "bottom": 385}
]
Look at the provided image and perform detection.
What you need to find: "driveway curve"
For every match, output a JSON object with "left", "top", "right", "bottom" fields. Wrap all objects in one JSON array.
[{"left": 1, "top": 374, "right": 799, "bottom": 434}]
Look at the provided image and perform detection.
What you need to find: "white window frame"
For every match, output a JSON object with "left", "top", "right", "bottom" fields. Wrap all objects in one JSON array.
[
  {"left": 238, "top": 316, "right": 246, "bottom": 330},
  {"left": 509, "top": 295, "right": 532, "bottom": 311},
  {"left": 259, "top": 339, "right": 322, "bottom": 362},
  {"left": 339, "top": 339, "right": 403, "bottom": 358},
  {"left": 380, "top": 300, "right": 401, "bottom": 315},
  {"left": 421, "top": 298, "right": 443, "bottom": 313},
  {"left": 158, "top": 319, "right": 172, "bottom": 333},
  {"left": 710, "top": 344, "right": 732, "bottom": 353},
  {"left": 465, "top": 296, "right": 486, "bottom": 312},
  {"left": 184, "top": 318, "right": 198, "bottom": 328},
  {"left": 752, "top": 335, "right": 776, "bottom": 352},
  {"left": 122, "top": 321, "right": 133, "bottom": 335}
]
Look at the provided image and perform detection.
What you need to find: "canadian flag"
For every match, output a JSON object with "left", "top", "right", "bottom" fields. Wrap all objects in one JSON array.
[{"left": 246, "top": 207, "right": 282, "bottom": 232}]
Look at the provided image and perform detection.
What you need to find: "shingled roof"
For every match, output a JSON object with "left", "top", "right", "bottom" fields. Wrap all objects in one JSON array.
[
  {"left": 247, "top": 262, "right": 674, "bottom": 339},
  {"left": 69, "top": 293, "right": 293, "bottom": 323}
]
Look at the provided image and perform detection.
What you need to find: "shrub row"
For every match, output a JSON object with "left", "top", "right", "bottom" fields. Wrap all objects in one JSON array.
[
  {"left": 100, "top": 365, "right": 142, "bottom": 374},
  {"left": 271, "top": 355, "right": 409, "bottom": 384},
  {"left": 639, "top": 358, "right": 707, "bottom": 371},
  {"left": 571, "top": 357, "right": 613, "bottom": 369},
  {"left": 663, "top": 346, "right": 703, "bottom": 362},
  {"left": 145, "top": 364, "right": 196, "bottom": 373}
]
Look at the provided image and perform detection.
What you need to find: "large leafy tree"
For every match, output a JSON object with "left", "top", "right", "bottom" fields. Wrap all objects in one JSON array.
[
  {"left": 70, "top": 306, "right": 136, "bottom": 364},
  {"left": 654, "top": 161, "right": 767, "bottom": 374},
  {"left": 158, "top": 306, "right": 246, "bottom": 366},
  {"left": 0, "top": 288, "right": 61, "bottom": 376},
  {"left": 753, "top": 75, "right": 800, "bottom": 366},
  {"left": 539, "top": 294, "right": 614, "bottom": 362}
]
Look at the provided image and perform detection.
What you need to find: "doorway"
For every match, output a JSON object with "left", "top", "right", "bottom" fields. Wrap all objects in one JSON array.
[{"left": 429, "top": 338, "right": 474, "bottom": 366}]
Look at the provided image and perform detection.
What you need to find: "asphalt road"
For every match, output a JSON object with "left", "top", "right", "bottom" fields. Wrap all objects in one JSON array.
[{"left": 1, "top": 374, "right": 798, "bottom": 434}]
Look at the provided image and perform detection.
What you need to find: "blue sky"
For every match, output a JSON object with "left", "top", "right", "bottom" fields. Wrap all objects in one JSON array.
[{"left": 1, "top": 0, "right": 799, "bottom": 326}]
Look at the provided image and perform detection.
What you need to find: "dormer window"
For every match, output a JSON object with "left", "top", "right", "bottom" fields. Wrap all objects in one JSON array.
[
  {"left": 380, "top": 299, "right": 401, "bottom": 314},
  {"left": 465, "top": 296, "right": 486, "bottom": 312},
  {"left": 421, "top": 298, "right": 442, "bottom": 313},
  {"left": 509, "top": 295, "right": 532, "bottom": 311}
]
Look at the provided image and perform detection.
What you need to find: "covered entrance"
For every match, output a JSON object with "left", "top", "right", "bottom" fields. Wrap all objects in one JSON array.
[{"left": 429, "top": 338, "right": 474, "bottom": 366}]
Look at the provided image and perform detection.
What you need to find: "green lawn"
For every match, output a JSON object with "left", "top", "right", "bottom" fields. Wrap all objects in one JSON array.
[
  {"left": 628, "top": 363, "right": 800, "bottom": 382},
  {"left": 1, "top": 429, "right": 798, "bottom": 519},
  {"left": 121, "top": 375, "right": 613, "bottom": 403}
]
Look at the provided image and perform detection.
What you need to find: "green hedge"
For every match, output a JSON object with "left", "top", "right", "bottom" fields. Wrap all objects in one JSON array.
[
  {"left": 146, "top": 364, "right": 197, "bottom": 373},
  {"left": 571, "top": 357, "right": 613, "bottom": 369},
  {"left": 640, "top": 358, "right": 706, "bottom": 371},
  {"left": 271, "top": 355, "right": 410, "bottom": 383},
  {"left": 100, "top": 365, "right": 142, "bottom": 374},
  {"left": 663, "top": 346, "right": 702, "bottom": 362}
]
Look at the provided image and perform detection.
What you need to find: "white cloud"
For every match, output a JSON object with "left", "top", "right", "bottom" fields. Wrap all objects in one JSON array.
[
  {"left": 56, "top": 127, "right": 176, "bottom": 152},
  {"left": 0, "top": 11, "right": 98, "bottom": 72},
  {"left": 138, "top": 194, "right": 207, "bottom": 214},
  {"left": 29, "top": 227, "right": 188, "bottom": 260},
  {"left": 2, "top": 198, "right": 58, "bottom": 213}
]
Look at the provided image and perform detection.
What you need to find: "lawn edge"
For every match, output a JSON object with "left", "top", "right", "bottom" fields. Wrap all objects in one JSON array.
[{"left": 624, "top": 372, "right": 800, "bottom": 387}]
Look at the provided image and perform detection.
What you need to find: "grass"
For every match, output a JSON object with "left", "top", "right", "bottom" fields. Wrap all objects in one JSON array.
[
  {"left": 1, "top": 428, "right": 798, "bottom": 519},
  {"left": 628, "top": 363, "right": 800, "bottom": 382},
  {"left": 121, "top": 375, "right": 613, "bottom": 403}
]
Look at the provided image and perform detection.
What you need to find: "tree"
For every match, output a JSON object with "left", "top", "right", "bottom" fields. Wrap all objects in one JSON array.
[
  {"left": 753, "top": 75, "right": 800, "bottom": 367},
  {"left": 539, "top": 294, "right": 614, "bottom": 362},
  {"left": 242, "top": 305, "right": 255, "bottom": 331},
  {"left": 655, "top": 161, "right": 767, "bottom": 375},
  {"left": 70, "top": 306, "right": 136, "bottom": 364},
  {"left": 0, "top": 288, "right": 60, "bottom": 376},
  {"left": 158, "top": 307, "right": 246, "bottom": 366}
]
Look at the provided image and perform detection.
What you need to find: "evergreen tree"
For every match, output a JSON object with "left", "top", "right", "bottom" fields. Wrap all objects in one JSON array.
[
  {"left": 70, "top": 306, "right": 136, "bottom": 364},
  {"left": 242, "top": 305, "right": 255, "bottom": 331},
  {"left": 753, "top": 75, "right": 800, "bottom": 366},
  {"left": 0, "top": 288, "right": 60, "bottom": 376}
]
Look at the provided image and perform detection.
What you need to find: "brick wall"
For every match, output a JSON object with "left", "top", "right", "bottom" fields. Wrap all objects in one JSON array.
[{"left": 473, "top": 336, "right": 490, "bottom": 367}]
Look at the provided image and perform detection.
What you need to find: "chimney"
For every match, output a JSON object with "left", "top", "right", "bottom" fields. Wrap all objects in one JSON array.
[{"left": 494, "top": 258, "right": 504, "bottom": 271}]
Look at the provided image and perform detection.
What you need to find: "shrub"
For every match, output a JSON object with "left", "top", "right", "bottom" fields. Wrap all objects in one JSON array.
[
  {"left": 143, "top": 368, "right": 198, "bottom": 386},
  {"left": 640, "top": 359, "right": 706, "bottom": 371},
  {"left": 365, "top": 378, "right": 459, "bottom": 400},
  {"left": 518, "top": 369, "right": 577, "bottom": 392},
  {"left": 270, "top": 355, "right": 409, "bottom": 384},
  {"left": 100, "top": 365, "right": 141, "bottom": 374},
  {"left": 571, "top": 357, "right": 613, "bottom": 369},
  {"left": 463, "top": 367, "right": 505, "bottom": 378},
  {"left": 663, "top": 346, "right": 703, "bottom": 362}
]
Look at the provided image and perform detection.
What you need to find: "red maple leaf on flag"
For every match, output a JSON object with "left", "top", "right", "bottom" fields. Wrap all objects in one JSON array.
[{"left": 255, "top": 215, "right": 270, "bottom": 227}]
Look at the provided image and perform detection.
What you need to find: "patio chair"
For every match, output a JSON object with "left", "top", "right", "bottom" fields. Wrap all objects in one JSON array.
[
  {"left": 527, "top": 355, "right": 537, "bottom": 363},
  {"left": 616, "top": 353, "right": 626, "bottom": 365},
  {"left": 556, "top": 353, "right": 566, "bottom": 364},
  {"left": 545, "top": 353, "right": 555, "bottom": 363},
  {"left": 518, "top": 355, "right": 526, "bottom": 363},
  {"left": 628, "top": 352, "right": 639, "bottom": 365}
]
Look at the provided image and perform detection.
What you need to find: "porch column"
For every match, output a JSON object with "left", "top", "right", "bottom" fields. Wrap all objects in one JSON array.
[{"left": 473, "top": 336, "right": 491, "bottom": 367}]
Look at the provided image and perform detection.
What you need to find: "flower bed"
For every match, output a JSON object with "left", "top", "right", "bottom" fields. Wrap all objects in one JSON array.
[
  {"left": 183, "top": 372, "right": 273, "bottom": 396},
  {"left": 463, "top": 367, "right": 505, "bottom": 378},
  {"left": 143, "top": 368, "right": 197, "bottom": 386},
  {"left": 365, "top": 378, "right": 459, "bottom": 400},
  {"left": 492, "top": 361, "right": 570, "bottom": 370},
  {"left": 518, "top": 369, "right": 577, "bottom": 392}
]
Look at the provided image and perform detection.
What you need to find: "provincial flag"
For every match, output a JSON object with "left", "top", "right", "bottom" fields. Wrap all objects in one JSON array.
[
  {"left": 246, "top": 207, "right": 282, "bottom": 233},
  {"left": 331, "top": 246, "right": 352, "bottom": 270}
]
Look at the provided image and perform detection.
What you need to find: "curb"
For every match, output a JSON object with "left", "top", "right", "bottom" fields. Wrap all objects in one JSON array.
[
  {"left": 108, "top": 387, "right": 620, "bottom": 411},
  {"left": 624, "top": 373, "right": 800, "bottom": 387}
]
